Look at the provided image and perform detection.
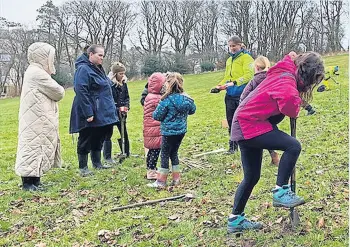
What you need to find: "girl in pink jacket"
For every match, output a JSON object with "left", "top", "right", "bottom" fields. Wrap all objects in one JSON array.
[
  {"left": 143, "top": 73, "right": 166, "bottom": 180},
  {"left": 228, "top": 52, "right": 324, "bottom": 233}
]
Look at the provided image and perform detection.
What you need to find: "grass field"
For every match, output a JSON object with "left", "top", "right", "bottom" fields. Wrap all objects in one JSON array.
[{"left": 0, "top": 54, "right": 348, "bottom": 246}]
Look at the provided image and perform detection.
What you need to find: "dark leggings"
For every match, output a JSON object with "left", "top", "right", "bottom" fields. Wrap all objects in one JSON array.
[
  {"left": 225, "top": 94, "right": 240, "bottom": 135},
  {"left": 77, "top": 125, "right": 112, "bottom": 154},
  {"left": 160, "top": 134, "right": 185, "bottom": 170},
  {"left": 232, "top": 127, "right": 301, "bottom": 215},
  {"left": 147, "top": 149, "right": 161, "bottom": 170}
]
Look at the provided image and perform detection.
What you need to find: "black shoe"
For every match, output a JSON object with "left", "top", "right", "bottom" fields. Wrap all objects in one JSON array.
[
  {"left": 91, "top": 151, "right": 112, "bottom": 169},
  {"left": 22, "top": 177, "right": 39, "bottom": 191}
]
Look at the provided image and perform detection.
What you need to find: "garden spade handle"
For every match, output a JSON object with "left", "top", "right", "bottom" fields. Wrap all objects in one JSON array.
[{"left": 289, "top": 117, "right": 300, "bottom": 227}]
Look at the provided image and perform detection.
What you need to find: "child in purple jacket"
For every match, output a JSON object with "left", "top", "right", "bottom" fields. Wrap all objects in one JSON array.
[{"left": 240, "top": 56, "right": 280, "bottom": 166}]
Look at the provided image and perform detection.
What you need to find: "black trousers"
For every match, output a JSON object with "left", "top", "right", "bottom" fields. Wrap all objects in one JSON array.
[
  {"left": 232, "top": 127, "right": 301, "bottom": 214},
  {"left": 77, "top": 125, "right": 112, "bottom": 155},
  {"left": 225, "top": 94, "right": 240, "bottom": 135}
]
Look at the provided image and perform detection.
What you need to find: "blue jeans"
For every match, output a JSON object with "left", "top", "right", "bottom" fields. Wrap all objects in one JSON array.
[
  {"left": 232, "top": 127, "right": 301, "bottom": 214},
  {"left": 160, "top": 134, "right": 185, "bottom": 170}
]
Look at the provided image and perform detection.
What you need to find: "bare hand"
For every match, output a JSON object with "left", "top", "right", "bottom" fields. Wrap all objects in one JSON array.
[
  {"left": 288, "top": 51, "right": 297, "bottom": 60},
  {"left": 87, "top": 116, "right": 94, "bottom": 122}
]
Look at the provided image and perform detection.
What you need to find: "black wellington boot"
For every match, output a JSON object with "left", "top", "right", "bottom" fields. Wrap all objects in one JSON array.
[
  {"left": 78, "top": 153, "right": 94, "bottom": 177},
  {"left": 22, "top": 177, "right": 38, "bottom": 191},
  {"left": 91, "top": 151, "right": 112, "bottom": 169},
  {"left": 103, "top": 140, "right": 116, "bottom": 164}
]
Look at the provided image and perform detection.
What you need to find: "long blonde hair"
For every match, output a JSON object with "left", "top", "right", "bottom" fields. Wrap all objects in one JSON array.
[
  {"left": 161, "top": 72, "right": 184, "bottom": 100},
  {"left": 254, "top": 56, "right": 270, "bottom": 71}
]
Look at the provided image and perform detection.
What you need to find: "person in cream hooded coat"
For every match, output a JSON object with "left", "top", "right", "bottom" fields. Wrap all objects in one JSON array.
[{"left": 15, "top": 42, "right": 65, "bottom": 191}]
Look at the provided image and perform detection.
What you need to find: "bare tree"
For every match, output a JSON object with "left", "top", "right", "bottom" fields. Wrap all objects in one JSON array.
[
  {"left": 192, "top": 1, "right": 220, "bottom": 63},
  {"left": 138, "top": 0, "right": 168, "bottom": 55},
  {"left": 221, "top": 1, "right": 255, "bottom": 48},
  {"left": 321, "top": 0, "right": 345, "bottom": 52},
  {"left": 164, "top": 0, "right": 201, "bottom": 54}
]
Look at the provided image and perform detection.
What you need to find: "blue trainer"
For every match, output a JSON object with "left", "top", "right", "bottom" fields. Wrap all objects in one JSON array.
[
  {"left": 272, "top": 185, "right": 305, "bottom": 208},
  {"left": 227, "top": 213, "right": 263, "bottom": 233}
]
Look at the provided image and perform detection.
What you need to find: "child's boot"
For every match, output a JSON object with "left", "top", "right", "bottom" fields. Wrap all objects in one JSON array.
[
  {"left": 147, "top": 168, "right": 168, "bottom": 188},
  {"left": 272, "top": 185, "right": 305, "bottom": 208},
  {"left": 270, "top": 151, "right": 280, "bottom": 166},
  {"left": 227, "top": 213, "right": 263, "bottom": 233},
  {"left": 146, "top": 169, "right": 158, "bottom": 180},
  {"left": 170, "top": 165, "right": 181, "bottom": 186}
]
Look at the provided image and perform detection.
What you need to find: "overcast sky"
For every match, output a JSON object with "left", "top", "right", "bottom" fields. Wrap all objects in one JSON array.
[
  {"left": 0, "top": 0, "right": 67, "bottom": 27},
  {"left": 0, "top": 0, "right": 349, "bottom": 48}
]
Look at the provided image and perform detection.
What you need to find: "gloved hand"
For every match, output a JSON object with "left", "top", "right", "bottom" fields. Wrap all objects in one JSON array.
[{"left": 210, "top": 88, "right": 221, "bottom": 93}]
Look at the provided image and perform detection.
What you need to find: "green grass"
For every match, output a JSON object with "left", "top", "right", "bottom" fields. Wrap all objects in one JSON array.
[{"left": 0, "top": 54, "right": 348, "bottom": 246}]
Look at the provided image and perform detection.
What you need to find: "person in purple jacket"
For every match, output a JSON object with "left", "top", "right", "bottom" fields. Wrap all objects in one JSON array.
[{"left": 240, "top": 56, "right": 280, "bottom": 166}]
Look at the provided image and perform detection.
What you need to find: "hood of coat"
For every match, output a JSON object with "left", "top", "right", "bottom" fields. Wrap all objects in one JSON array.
[
  {"left": 148, "top": 72, "right": 166, "bottom": 94},
  {"left": 75, "top": 53, "right": 106, "bottom": 76},
  {"left": 267, "top": 55, "right": 303, "bottom": 88},
  {"left": 75, "top": 53, "right": 90, "bottom": 69},
  {"left": 27, "top": 42, "right": 56, "bottom": 75}
]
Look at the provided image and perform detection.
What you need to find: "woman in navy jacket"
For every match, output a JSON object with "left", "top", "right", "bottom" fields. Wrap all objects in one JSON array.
[{"left": 70, "top": 45, "right": 118, "bottom": 176}]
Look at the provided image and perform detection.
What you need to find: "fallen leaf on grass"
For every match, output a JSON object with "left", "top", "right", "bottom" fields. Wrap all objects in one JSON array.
[
  {"left": 318, "top": 217, "right": 325, "bottom": 228},
  {"left": 202, "top": 220, "right": 212, "bottom": 226},
  {"left": 306, "top": 221, "right": 312, "bottom": 232},
  {"left": 275, "top": 217, "right": 283, "bottom": 224},
  {"left": 79, "top": 190, "right": 90, "bottom": 196},
  {"left": 98, "top": 229, "right": 121, "bottom": 243},
  {"left": 26, "top": 225, "right": 37, "bottom": 238},
  {"left": 35, "top": 243, "right": 46, "bottom": 247},
  {"left": 168, "top": 214, "right": 180, "bottom": 220},
  {"left": 262, "top": 202, "right": 271, "bottom": 209},
  {"left": 11, "top": 209, "right": 23, "bottom": 215},
  {"left": 127, "top": 189, "right": 139, "bottom": 196},
  {"left": 72, "top": 209, "right": 86, "bottom": 217},
  {"left": 240, "top": 239, "right": 256, "bottom": 247},
  {"left": 196, "top": 230, "right": 206, "bottom": 239},
  {"left": 316, "top": 170, "right": 324, "bottom": 175},
  {"left": 251, "top": 215, "right": 261, "bottom": 221},
  {"left": 132, "top": 215, "right": 144, "bottom": 219}
]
